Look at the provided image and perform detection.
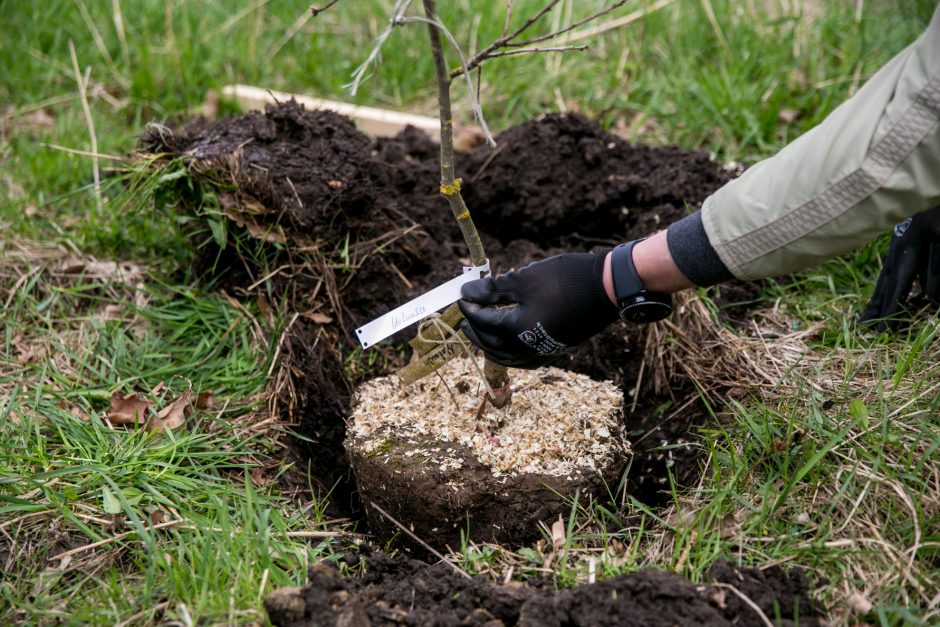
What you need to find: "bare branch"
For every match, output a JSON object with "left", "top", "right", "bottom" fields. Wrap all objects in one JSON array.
[
  {"left": 505, "top": 0, "right": 630, "bottom": 48},
  {"left": 451, "top": 0, "right": 631, "bottom": 79},
  {"left": 454, "top": 0, "right": 563, "bottom": 78},
  {"left": 483, "top": 44, "right": 588, "bottom": 60},
  {"left": 310, "top": 0, "right": 339, "bottom": 16},
  {"left": 503, "top": 0, "right": 564, "bottom": 42}
]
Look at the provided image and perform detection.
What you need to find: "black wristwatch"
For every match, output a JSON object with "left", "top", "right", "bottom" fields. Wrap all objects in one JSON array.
[{"left": 610, "top": 240, "right": 673, "bottom": 323}]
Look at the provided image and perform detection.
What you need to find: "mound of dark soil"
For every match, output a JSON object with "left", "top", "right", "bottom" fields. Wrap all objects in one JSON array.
[
  {"left": 264, "top": 550, "right": 821, "bottom": 627},
  {"left": 462, "top": 113, "right": 731, "bottom": 246}
]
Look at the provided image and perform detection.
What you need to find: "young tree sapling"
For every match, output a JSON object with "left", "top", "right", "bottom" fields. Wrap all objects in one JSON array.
[{"left": 344, "top": 0, "right": 630, "bottom": 407}]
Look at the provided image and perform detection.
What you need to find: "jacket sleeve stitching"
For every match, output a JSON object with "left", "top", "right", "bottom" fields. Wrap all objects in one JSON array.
[{"left": 713, "top": 70, "right": 940, "bottom": 270}]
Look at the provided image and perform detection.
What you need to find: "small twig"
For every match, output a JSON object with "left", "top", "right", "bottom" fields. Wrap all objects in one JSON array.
[
  {"left": 506, "top": 0, "right": 630, "bottom": 48},
  {"left": 370, "top": 502, "right": 472, "bottom": 579},
  {"left": 709, "top": 582, "right": 774, "bottom": 627},
  {"left": 310, "top": 0, "right": 339, "bottom": 16},
  {"left": 284, "top": 530, "right": 359, "bottom": 538},
  {"left": 502, "top": 0, "right": 514, "bottom": 38},
  {"left": 68, "top": 40, "right": 102, "bottom": 214},
  {"left": 453, "top": 0, "right": 563, "bottom": 77},
  {"left": 49, "top": 519, "right": 183, "bottom": 561},
  {"left": 470, "top": 142, "right": 508, "bottom": 183},
  {"left": 452, "top": 0, "right": 628, "bottom": 79},
  {"left": 483, "top": 44, "right": 587, "bottom": 59}
]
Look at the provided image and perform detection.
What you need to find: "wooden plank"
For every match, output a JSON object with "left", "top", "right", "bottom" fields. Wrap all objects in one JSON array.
[{"left": 221, "top": 83, "right": 440, "bottom": 139}]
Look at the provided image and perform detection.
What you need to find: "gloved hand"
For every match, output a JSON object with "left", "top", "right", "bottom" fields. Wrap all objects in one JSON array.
[
  {"left": 458, "top": 251, "right": 619, "bottom": 368},
  {"left": 860, "top": 205, "right": 940, "bottom": 332}
]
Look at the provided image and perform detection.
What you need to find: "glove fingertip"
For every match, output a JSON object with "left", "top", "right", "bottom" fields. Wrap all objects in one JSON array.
[{"left": 460, "top": 277, "right": 495, "bottom": 302}]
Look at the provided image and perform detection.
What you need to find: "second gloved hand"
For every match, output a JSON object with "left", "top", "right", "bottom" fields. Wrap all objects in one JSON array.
[
  {"left": 458, "top": 252, "right": 619, "bottom": 368},
  {"left": 860, "top": 205, "right": 940, "bottom": 332}
]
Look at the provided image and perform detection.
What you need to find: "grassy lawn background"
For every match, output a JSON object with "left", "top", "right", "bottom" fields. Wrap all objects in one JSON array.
[{"left": 1, "top": 1, "right": 938, "bottom": 624}]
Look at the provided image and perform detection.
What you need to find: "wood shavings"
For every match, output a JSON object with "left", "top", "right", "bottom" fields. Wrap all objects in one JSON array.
[{"left": 349, "top": 356, "right": 627, "bottom": 477}]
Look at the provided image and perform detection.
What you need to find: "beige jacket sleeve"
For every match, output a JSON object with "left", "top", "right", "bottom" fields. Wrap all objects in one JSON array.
[{"left": 701, "top": 6, "right": 940, "bottom": 280}]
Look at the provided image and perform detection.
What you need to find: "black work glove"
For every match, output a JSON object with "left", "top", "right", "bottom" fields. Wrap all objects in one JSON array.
[
  {"left": 458, "top": 252, "right": 619, "bottom": 368},
  {"left": 860, "top": 205, "right": 940, "bottom": 332}
]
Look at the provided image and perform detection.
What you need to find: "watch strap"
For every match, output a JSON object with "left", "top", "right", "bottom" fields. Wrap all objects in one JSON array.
[{"left": 610, "top": 240, "right": 645, "bottom": 301}]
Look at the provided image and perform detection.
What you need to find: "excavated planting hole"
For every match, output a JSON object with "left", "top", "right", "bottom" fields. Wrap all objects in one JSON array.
[
  {"left": 139, "top": 104, "right": 744, "bottom": 516},
  {"left": 136, "top": 102, "right": 820, "bottom": 624}
]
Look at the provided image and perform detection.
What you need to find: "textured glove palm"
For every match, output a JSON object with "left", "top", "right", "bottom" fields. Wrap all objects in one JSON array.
[
  {"left": 860, "top": 205, "right": 940, "bottom": 332},
  {"left": 458, "top": 252, "right": 619, "bottom": 368}
]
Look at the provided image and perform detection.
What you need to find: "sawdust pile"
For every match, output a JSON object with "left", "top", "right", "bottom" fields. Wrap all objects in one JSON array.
[{"left": 349, "top": 356, "right": 627, "bottom": 478}]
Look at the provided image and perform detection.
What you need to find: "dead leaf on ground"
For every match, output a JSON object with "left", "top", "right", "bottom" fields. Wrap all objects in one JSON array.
[
  {"left": 68, "top": 406, "right": 89, "bottom": 421},
  {"left": 251, "top": 466, "right": 274, "bottom": 487},
  {"left": 23, "top": 204, "right": 39, "bottom": 218},
  {"left": 195, "top": 391, "right": 214, "bottom": 410},
  {"left": 305, "top": 312, "right": 333, "bottom": 324},
  {"left": 56, "top": 400, "right": 90, "bottom": 421},
  {"left": 147, "top": 390, "right": 193, "bottom": 432},
  {"left": 719, "top": 512, "right": 739, "bottom": 539},
  {"left": 257, "top": 293, "right": 272, "bottom": 323},
  {"left": 107, "top": 392, "right": 152, "bottom": 424},
  {"left": 551, "top": 515, "right": 566, "bottom": 552},
  {"left": 11, "top": 334, "right": 40, "bottom": 363}
]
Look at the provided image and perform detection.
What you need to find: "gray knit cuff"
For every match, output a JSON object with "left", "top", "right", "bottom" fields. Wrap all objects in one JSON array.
[{"left": 666, "top": 211, "right": 733, "bottom": 287}]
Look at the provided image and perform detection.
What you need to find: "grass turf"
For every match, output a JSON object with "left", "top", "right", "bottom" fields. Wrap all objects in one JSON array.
[{"left": 1, "top": 0, "right": 938, "bottom": 624}]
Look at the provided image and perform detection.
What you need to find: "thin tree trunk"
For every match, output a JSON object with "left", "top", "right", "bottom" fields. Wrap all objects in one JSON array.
[{"left": 421, "top": 0, "right": 510, "bottom": 407}]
